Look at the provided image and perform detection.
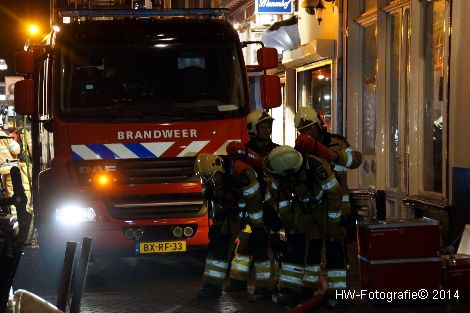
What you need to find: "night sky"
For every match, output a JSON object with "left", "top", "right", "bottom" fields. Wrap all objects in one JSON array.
[{"left": 0, "top": 0, "right": 50, "bottom": 76}]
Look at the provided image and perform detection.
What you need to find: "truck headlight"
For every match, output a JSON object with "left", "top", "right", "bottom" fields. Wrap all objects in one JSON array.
[{"left": 55, "top": 204, "right": 96, "bottom": 225}]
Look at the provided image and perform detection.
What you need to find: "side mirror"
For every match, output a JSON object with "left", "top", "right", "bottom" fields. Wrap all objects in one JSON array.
[
  {"left": 257, "top": 47, "right": 278, "bottom": 70},
  {"left": 15, "top": 50, "right": 34, "bottom": 75},
  {"left": 14, "top": 80, "right": 34, "bottom": 115},
  {"left": 260, "top": 75, "right": 282, "bottom": 109}
]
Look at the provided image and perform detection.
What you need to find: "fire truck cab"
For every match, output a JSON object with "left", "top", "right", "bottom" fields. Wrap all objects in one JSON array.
[{"left": 14, "top": 2, "right": 280, "bottom": 260}]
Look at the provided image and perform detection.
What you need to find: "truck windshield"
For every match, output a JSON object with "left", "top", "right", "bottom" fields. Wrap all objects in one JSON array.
[{"left": 58, "top": 41, "right": 247, "bottom": 122}]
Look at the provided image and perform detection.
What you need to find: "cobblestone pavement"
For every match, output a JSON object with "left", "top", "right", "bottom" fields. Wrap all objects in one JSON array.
[{"left": 11, "top": 244, "right": 470, "bottom": 313}]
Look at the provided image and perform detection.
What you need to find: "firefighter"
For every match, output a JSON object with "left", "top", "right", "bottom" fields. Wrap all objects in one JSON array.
[
  {"left": 16, "top": 127, "right": 33, "bottom": 213},
  {"left": 264, "top": 145, "right": 345, "bottom": 307},
  {"left": 294, "top": 106, "right": 362, "bottom": 267},
  {"left": 0, "top": 122, "right": 21, "bottom": 216},
  {"left": 225, "top": 110, "right": 281, "bottom": 302},
  {"left": 194, "top": 153, "right": 269, "bottom": 299},
  {"left": 245, "top": 109, "right": 279, "bottom": 157}
]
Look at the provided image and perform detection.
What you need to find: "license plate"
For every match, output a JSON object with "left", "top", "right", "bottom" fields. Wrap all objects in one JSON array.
[{"left": 136, "top": 241, "right": 187, "bottom": 254}]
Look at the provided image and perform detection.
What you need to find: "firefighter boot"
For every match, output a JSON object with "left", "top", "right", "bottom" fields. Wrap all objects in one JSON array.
[
  {"left": 249, "top": 286, "right": 273, "bottom": 303},
  {"left": 196, "top": 282, "right": 222, "bottom": 299},
  {"left": 224, "top": 279, "right": 247, "bottom": 292},
  {"left": 276, "top": 287, "right": 302, "bottom": 307},
  {"left": 327, "top": 298, "right": 346, "bottom": 308},
  {"left": 326, "top": 289, "right": 347, "bottom": 308}
]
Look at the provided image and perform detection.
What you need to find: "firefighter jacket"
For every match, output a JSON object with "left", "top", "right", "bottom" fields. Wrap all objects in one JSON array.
[
  {"left": 17, "top": 128, "right": 32, "bottom": 160},
  {"left": 244, "top": 138, "right": 280, "bottom": 232},
  {"left": 0, "top": 129, "right": 21, "bottom": 199},
  {"left": 323, "top": 133, "right": 362, "bottom": 215},
  {"left": 0, "top": 130, "right": 20, "bottom": 164},
  {"left": 201, "top": 159, "right": 265, "bottom": 287},
  {"left": 265, "top": 154, "right": 343, "bottom": 240},
  {"left": 245, "top": 138, "right": 279, "bottom": 158},
  {"left": 202, "top": 158, "right": 264, "bottom": 231}
]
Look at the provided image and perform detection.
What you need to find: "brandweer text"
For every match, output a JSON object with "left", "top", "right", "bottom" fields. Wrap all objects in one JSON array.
[{"left": 118, "top": 129, "right": 198, "bottom": 140}]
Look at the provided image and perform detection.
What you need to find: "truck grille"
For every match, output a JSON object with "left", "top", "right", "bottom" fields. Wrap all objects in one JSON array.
[
  {"left": 75, "top": 157, "right": 198, "bottom": 185},
  {"left": 106, "top": 193, "right": 206, "bottom": 220},
  {"left": 118, "top": 158, "right": 196, "bottom": 184}
]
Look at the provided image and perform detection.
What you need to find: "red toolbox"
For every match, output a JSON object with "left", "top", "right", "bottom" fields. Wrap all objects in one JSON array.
[
  {"left": 357, "top": 218, "right": 444, "bottom": 292},
  {"left": 443, "top": 254, "right": 470, "bottom": 300}
]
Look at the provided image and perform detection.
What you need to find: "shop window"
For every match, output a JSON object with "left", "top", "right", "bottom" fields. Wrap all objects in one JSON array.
[
  {"left": 361, "top": 23, "right": 377, "bottom": 187},
  {"left": 385, "top": 5, "right": 411, "bottom": 191},
  {"left": 388, "top": 12, "right": 400, "bottom": 188},
  {"left": 297, "top": 63, "right": 332, "bottom": 132},
  {"left": 422, "top": 0, "right": 445, "bottom": 193},
  {"left": 248, "top": 75, "right": 262, "bottom": 111}
]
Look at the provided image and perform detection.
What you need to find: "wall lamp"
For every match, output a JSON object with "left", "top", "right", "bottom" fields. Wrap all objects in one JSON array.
[
  {"left": 302, "top": 0, "right": 338, "bottom": 25},
  {"left": 314, "top": 0, "right": 326, "bottom": 25}
]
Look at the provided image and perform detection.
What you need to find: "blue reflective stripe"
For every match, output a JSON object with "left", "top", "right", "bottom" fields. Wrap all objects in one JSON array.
[
  {"left": 329, "top": 281, "right": 347, "bottom": 289},
  {"left": 8, "top": 142, "right": 20, "bottom": 150},
  {"left": 256, "top": 272, "right": 271, "bottom": 280},
  {"left": 328, "top": 211, "right": 342, "bottom": 219},
  {"left": 305, "top": 265, "right": 321, "bottom": 273},
  {"left": 282, "top": 263, "right": 304, "bottom": 273},
  {"left": 243, "top": 182, "right": 260, "bottom": 196},
  {"left": 345, "top": 151, "right": 353, "bottom": 167},
  {"left": 264, "top": 192, "right": 272, "bottom": 201},
  {"left": 316, "top": 190, "right": 324, "bottom": 200},
  {"left": 123, "top": 143, "right": 156, "bottom": 158},
  {"left": 72, "top": 151, "right": 84, "bottom": 161},
  {"left": 249, "top": 210, "right": 263, "bottom": 220},
  {"left": 304, "top": 275, "right": 319, "bottom": 283},
  {"left": 87, "top": 144, "right": 117, "bottom": 159},
  {"left": 234, "top": 255, "right": 251, "bottom": 262},
  {"left": 72, "top": 142, "right": 171, "bottom": 160},
  {"left": 328, "top": 270, "right": 347, "bottom": 277},
  {"left": 334, "top": 164, "right": 348, "bottom": 172},
  {"left": 322, "top": 177, "right": 339, "bottom": 191},
  {"left": 205, "top": 269, "right": 226, "bottom": 279},
  {"left": 280, "top": 275, "right": 303, "bottom": 285},
  {"left": 231, "top": 263, "right": 250, "bottom": 273},
  {"left": 206, "top": 258, "right": 228, "bottom": 269}
]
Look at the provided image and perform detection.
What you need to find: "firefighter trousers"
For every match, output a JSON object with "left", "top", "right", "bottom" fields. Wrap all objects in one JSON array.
[
  {"left": 304, "top": 238, "right": 346, "bottom": 291},
  {"left": 202, "top": 224, "right": 234, "bottom": 288},
  {"left": 278, "top": 233, "right": 307, "bottom": 294},
  {"left": 230, "top": 226, "right": 272, "bottom": 287}
]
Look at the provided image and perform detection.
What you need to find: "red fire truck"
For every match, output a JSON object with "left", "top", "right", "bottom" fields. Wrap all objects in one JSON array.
[{"left": 14, "top": 1, "right": 280, "bottom": 260}]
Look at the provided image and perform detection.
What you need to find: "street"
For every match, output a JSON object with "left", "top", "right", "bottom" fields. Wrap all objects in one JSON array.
[{"left": 10, "top": 244, "right": 470, "bottom": 313}]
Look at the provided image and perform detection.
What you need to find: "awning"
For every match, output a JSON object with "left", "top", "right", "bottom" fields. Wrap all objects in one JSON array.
[
  {"left": 261, "top": 16, "right": 300, "bottom": 56},
  {"left": 281, "top": 39, "right": 336, "bottom": 68}
]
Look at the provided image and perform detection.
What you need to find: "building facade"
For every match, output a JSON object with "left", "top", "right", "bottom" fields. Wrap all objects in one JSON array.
[{"left": 223, "top": 0, "right": 469, "bottom": 244}]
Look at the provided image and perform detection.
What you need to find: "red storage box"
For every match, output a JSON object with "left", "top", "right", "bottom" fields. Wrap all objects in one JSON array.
[
  {"left": 357, "top": 218, "right": 444, "bottom": 292},
  {"left": 443, "top": 254, "right": 470, "bottom": 300},
  {"left": 357, "top": 218, "right": 442, "bottom": 260},
  {"left": 359, "top": 257, "right": 443, "bottom": 292}
]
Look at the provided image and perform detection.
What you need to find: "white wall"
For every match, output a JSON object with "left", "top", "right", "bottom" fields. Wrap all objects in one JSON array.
[{"left": 298, "top": 2, "right": 339, "bottom": 43}]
